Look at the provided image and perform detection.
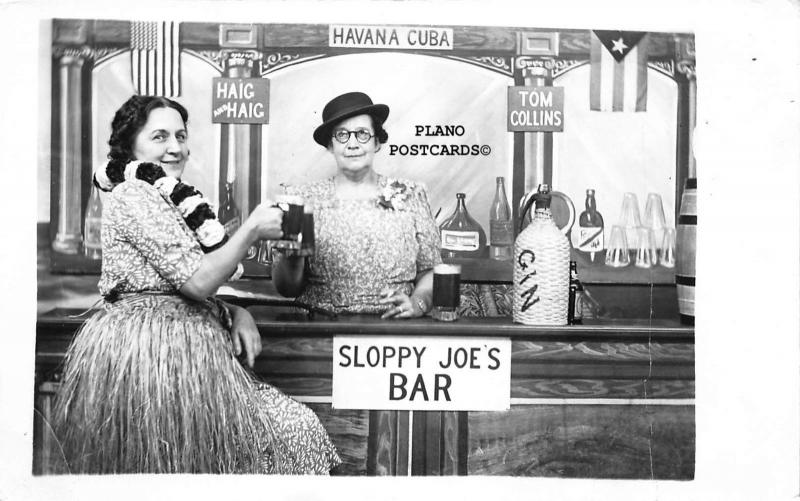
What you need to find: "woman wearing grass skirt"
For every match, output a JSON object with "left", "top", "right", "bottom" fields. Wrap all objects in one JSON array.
[{"left": 52, "top": 95, "right": 341, "bottom": 474}]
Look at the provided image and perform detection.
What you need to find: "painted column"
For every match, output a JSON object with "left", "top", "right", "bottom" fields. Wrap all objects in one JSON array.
[
  {"left": 522, "top": 66, "right": 552, "bottom": 192},
  {"left": 676, "top": 37, "right": 697, "bottom": 179},
  {"left": 52, "top": 51, "right": 86, "bottom": 254},
  {"left": 222, "top": 51, "right": 261, "bottom": 217}
]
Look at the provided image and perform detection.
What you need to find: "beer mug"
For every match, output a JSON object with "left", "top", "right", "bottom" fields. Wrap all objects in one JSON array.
[
  {"left": 432, "top": 264, "right": 461, "bottom": 322},
  {"left": 272, "top": 194, "right": 304, "bottom": 250}
]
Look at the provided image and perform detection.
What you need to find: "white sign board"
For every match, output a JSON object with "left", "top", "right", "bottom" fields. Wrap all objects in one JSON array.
[
  {"left": 332, "top": 335, "right": 511, "bottom": 411},
  {"left": 329, "top": 25, "right": 454, "bottom": 50}
]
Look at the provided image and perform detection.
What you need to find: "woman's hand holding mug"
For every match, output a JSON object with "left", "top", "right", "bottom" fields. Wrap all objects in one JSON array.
[{"left": 245, "top": 201, "right": 284, "bottom": 241}]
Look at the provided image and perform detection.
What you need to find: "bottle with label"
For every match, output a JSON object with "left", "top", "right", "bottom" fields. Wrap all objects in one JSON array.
[
  {"left": 571, "top": 188, "right": 605, "bottom": 263},
  {"left": 83, "top": 185, "right": 103, "bottom": 260},
  {"left": 218, "top": 181, "right": 241, "bottom": 237},
  {"left": 439, "top": 192, "right": 487, "bottom": 259},
  {"left": 489, "top": 176, "right": 513, "bottom": 260},
  {"left": 567, "top": 260, "right": 584, "bottom": 325},
  {"left": 512, "top": 184, "right": 570, "bottom": 325}
]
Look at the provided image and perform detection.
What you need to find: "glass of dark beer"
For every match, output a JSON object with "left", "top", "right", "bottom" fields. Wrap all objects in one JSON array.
[
  {"left": 301, "top": 206, "right": 315, "bottom": 254},
  {"left": 432, "top": 263, "right": 461, "bottom": 321},
  {"left": 272, "top": 194, "right": 304, "bottom": 250}
]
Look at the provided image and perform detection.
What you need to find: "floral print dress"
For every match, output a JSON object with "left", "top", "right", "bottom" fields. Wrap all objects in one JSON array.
[
  {"left": 53, "top": 178, "right": 340, "bottom": 474},
  {"left": 286, "top": 174, "right": 442, "bottom": 314}
]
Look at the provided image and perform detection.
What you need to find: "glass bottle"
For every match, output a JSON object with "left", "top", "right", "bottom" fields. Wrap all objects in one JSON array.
[
  {"left": 439, "top": 193, "right": 487, "bottom": 259},
  {"left": 489, "top": 177, "right": 513, "bottom": 260},
  {"left": 83, "top": 185, "right": 103, "bottom": 260},
  {"left": 572, "top": 188, "right": 605, "bottom": 263},
  {"left": 218, "top": 181, "right": 241, "bottom": 237},
  {"left": 567, "top": 260, "right": 584, "bottom": 325},
  {"left": 512, "top": 184, "right": 570, "bottom": 325}
]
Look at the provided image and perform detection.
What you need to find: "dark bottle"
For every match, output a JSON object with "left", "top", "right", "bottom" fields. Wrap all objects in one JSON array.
[
  {"left": 440, "top": 193, "right": 487, "bottom": 259},
  {"left": 572, "top": 188, "right": 605, "bottom": 263},
  {"left": 83, "top": 185, "right": 103, "bottom": 260},
  {"left": 218, "top": 182, "right": 241, "bottom": 237},
  {"left": 489, "top": 176, "right": 513, "bottom": 260},
  {"left": 567, "top": 260, "right": 584, "bottom": 325}
]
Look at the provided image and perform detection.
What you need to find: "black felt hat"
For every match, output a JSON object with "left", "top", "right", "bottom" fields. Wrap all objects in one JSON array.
[{"left": 313, "top": 92, "right": 390, "bottom": 146}]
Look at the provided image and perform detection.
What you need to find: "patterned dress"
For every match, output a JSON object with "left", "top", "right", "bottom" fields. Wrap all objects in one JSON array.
[
  {"left": 286, "top": 174, "right": 442, "bottom": 314},
  {"left": 53, "top": 178, "right": 340, "bottom": 474}
]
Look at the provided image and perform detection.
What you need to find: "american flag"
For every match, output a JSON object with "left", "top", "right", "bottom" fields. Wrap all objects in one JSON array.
[
  {"left": 130, "top": 21, "right": 181, "bottom": 97},
  {"left": 590, "top": 30, "right": 648, "bottom": 112}
]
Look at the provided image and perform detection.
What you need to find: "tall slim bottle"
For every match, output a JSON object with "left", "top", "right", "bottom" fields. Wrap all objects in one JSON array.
[
  {"left": 83, "top": 185, "right": 103, "bottom": 260},
  {"left": 218, "top": 181, "right": 241, "bottom": 237},
  {"left": 440, "top": 193, "right": 487, "bottom": 259},
  {"left": 572, "top": 188, "right": 605, "bottom": 263},
  {"left": 489, "top": 176, "right": 513, "bottom": 260},
  {"left": 568, "top": 260, "right": 584, "bottom": 325}
]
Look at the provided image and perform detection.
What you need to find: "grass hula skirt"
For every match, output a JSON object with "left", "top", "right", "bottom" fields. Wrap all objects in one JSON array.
[{"left": 52, "top": 295, "right": 284, "bottom": 473}]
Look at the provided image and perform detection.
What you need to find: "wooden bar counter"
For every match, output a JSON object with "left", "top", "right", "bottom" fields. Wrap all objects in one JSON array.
[{"left": 35, "top": 305, "right": 694, "bottom": 478}]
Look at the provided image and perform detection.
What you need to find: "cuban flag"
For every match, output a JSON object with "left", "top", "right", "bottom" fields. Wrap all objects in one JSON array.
[
  {"left": 130, "top": 21, "right": 181, "bottom": 97},
  {"left": 590, "top": 30, "right": 648, "bottom": 112}
]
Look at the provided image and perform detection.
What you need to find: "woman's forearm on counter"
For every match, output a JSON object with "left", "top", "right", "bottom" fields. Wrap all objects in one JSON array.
[
  {"left": 180, "top": 224, "right": 258, "bottom": 300},
  {"left": 412, "top": 269, "right": 434, "bottom": 312}
]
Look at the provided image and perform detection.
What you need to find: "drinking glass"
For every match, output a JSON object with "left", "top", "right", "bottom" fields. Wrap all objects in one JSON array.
[
  {"left": 432, "top": 263, "right": 462, "bottom": 321},
  {"left": 605, "top": 225, "right": 631, "bottom": 267},
  {"left": 272, "top": 194, "right": 304, "bottom": 250},
  {"left": 644, "top": 193, "right": 667, "bottom": 246},
  {"left": 634, "top": 227, "right": 657, "bottom": 268},
  {"left": 618, "top": 192, "right": 641, "bottom": 253},
  {"left": 660, "top": 228, "right": 676, "bottom": 268}
]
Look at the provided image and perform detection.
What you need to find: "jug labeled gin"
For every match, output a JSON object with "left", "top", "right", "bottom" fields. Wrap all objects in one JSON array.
[{"left": 512, "top": 185, "right": 570, "bottom": 325}]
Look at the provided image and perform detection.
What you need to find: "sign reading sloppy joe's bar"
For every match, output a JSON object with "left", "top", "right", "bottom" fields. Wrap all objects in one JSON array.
[
  {"left": 333, "top": 335, "right": 511, "bottom": 411},
  {"left": 329, "top": 24, "right": 453, "bottom": 50}
]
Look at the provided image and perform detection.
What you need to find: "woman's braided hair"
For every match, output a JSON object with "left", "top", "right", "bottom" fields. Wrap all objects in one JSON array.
[
  {"left": 95, "top": 96, "right": 236, "bottom": 261},
  {"left": 104, "top": 95, "right": 189, "bottom": 185}
]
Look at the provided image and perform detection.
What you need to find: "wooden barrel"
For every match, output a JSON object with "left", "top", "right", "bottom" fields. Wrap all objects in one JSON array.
[{"left": 675, "top": 178, "right": 696, "bottom": 325}]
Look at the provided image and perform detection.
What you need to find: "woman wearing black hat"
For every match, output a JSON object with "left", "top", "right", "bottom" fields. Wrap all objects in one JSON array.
[{"left": 273, "top": 92, "right": 442, "bottom": 318}]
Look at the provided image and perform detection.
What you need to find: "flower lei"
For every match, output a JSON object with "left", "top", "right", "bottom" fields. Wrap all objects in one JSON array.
[
  {"left": 94, "top": 159, "right": 243, "bottom": 281},
  {"left": 377, "top": 179, "right": 413, "bottom": 211}
]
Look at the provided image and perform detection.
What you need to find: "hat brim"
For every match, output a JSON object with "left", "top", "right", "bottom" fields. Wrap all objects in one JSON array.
[{"left": 313, "top": 103, "right": 390, "bottom": 146}]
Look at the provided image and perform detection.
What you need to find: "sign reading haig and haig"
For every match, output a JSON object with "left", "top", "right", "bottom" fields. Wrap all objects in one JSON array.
[
  {"left": 333, "top": 335, "right": 511, "bottom": 411},
  {"left": 212, "top": 78, "right": 269, "bottom": 124}
]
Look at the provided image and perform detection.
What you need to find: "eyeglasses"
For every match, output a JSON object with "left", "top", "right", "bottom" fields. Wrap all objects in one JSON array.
[{"left": 332, "top": 128, "right": 374, "bottom": 144}]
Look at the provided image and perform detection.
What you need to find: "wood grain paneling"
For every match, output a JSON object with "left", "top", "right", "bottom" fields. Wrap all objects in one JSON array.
[
  {"left": 512, "top": 341, "right": 695, "bottom": 362},
  {"left": 468, "top": 404, "right": 694, "bottom": 479},
  {"left": 35, "top": 309, "right": 694, "bottom": 478},
  {"left": 368, "top": 411, "right": 410, "bottom": 476},
  {"left": 411, "top": 411, "right": 467, "bottom": 475},
  {"left": 54, "top": 20, "right": 685, "bottom": 59},
  {"left": 442, "top": 411, "right": 466, "bottom": 475},
  {"left": 304, "top": 404, "right": 369, "bottom": 476},
  {"left": 257, "top": 376, "right": 332, "bottom": 396},
  {"left": 510, "top": 378, "right": 694, "bottom": 399}
]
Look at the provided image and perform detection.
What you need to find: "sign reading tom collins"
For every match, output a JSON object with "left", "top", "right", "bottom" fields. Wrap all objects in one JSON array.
[{"left": 507, "top": 86, "right": 565, "bottom": 132}]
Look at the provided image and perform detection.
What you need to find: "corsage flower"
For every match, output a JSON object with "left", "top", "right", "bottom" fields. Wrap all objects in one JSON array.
[
  {"left": 93, "top": 159, "right": 243, "bottom": 281},
  {"left": 377, "top": 179, "right": 413, "bottom": 211}
]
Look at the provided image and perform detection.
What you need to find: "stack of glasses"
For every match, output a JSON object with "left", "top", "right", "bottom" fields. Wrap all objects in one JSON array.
[{"left": 605, "top": 192, "right": 676, "bottom": 269}]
